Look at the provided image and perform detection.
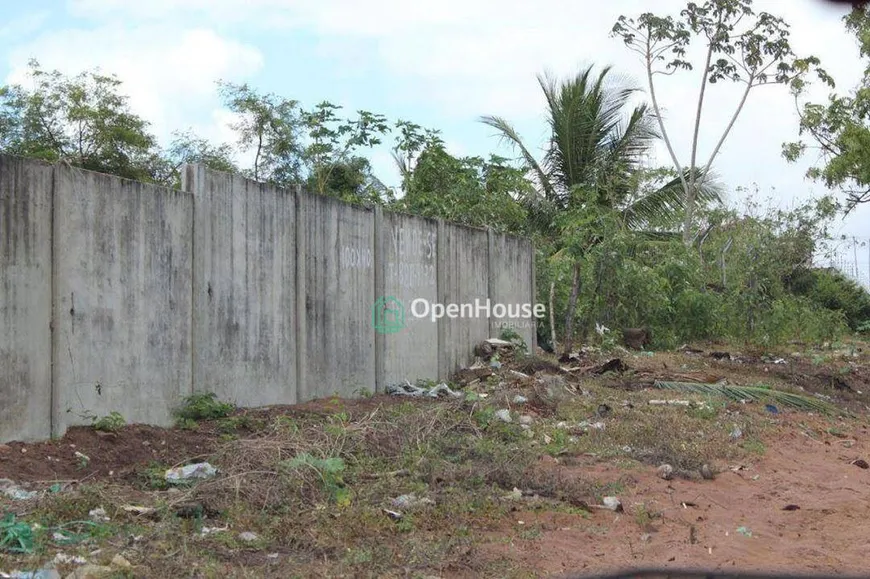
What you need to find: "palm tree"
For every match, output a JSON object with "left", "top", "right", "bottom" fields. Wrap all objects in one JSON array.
[{"left": 481, "top": 64, "right": 721, "bottom": 353}]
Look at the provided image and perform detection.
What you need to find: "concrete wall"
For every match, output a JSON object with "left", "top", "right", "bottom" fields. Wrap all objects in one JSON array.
[
  {"left": 381, "top": 212, "right": 439, "bottom": 387},
  {"left": 489, "top": 233, "right": 536, "bottom": 350},
  {"left": 0, "top": 155, "right": 535, "bottom": 443},
  {"left": 297, "top": 189, "right": 376, "bottom": 401},
  {"left": 52, "top": 164, "right": 193, "bottom": 435},
  {"left": 438, "top": 223, "right": 492, "bottom": 379},
  {"left": 0, "top": 156, "right": 53, "bottom": 442},
  {"left": 183, "top": 166, "right": 297, "bottom": 407}
]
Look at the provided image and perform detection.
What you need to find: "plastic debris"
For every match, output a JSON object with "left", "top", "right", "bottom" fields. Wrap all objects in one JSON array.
[
  {"left": 513, "top": 395, "right": 528, "bottom": 404},
  {"left": 386, "top": 381, "right": 462, "bottom": 399},
  {"left": 0, "top": 479, "right": 37, "bottom": 501},
  {"left": 391, "top": 494, "right": 435, "bottom": 509},
  {"left": 736, "top": 526, "right": 752, "bottom": 537},
  {"left": 200, "top": 526, "right": 229, "bottom": 536},
  {"left": 164, "top": 462, "right": 217, "bottom": 484},
  {"left": 88, "top": 508, "right": 109, "bottom": 522},
  {"left": 494, "top": 409, "right": 512, "bottom": 423},
  {"left": 765, "top": 404, "right": 779, "bottom": 414}
]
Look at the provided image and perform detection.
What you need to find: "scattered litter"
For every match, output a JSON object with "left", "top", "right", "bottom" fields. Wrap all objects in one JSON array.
[
  {"left": 502, "top": 488, "right": 523, "bottom": 501},
  {"left": 509, "top": 370, "right": 531, "bottom": 380},
  {"left": 74, "top": 451, "right": 90, "bottom": 466},
  {"left": 494, "top": 409, "right": 512, "bottom": 423},
  {"left": 88, "top": 508, "right": 109, "bottom": 522},
  {"left": 382, "top": 508, "right": 402, "bottom": 520},
  {"left": 2, "top": 568, "right": 60, "bottom": 579},
  {"left": 490, "top": 360, "right": 502, "bottom": 369},
  {"left": 238, "top": 532, "right": 259, "bottom": 543},
  {"left": 851, "top": 459, "right": 869, "bottom": 469},
  {"left": 657, "top": 464, "right": 674, "bottom": 480},
  {"left": 640, "top": 533, "right": 652, "bottom": 542},
  {"left": 518, "top": 415, "right": 534, "bottom": 426},
  {"left": 578, "top": 421, "right": 605, "bottom": 431},
  {"left": 730, "top": 426, "right": 743, "bottom": 440},
  {"left": 200, "top": 526, "right": 229, "bottom": 536},
  {"left": 782, "top": 504, "right": 801, "bottom": 511},
  {"left": 710, "top": 352, "right": 732, "bottom": 360},
  {"left": 736, "top": 526, "right": 752, "bottom": 537},
  {"left": 512, "top": 395, "right": 528, "bottom": 404},
  {"left": 0, "top": 479, "right": 37, "bottom": 501},
  {"left": 165, "top": 462, "right": 217, "bottom": 484},
  {"left": 765, "top": 404, "right": 779, "bottom": 414},
  {"left": 386, "top": 381, "right": 462, "bottom": 399},
  {"left": 391, "top": 494, "right": 435, "bottom": 509},
  {"left": 53, "top": 553, "right": 87, "bottom": 565},
  {"left": 772, "top": 358, "right": 787, "bottom": 365},
  {"left": 592, "top": 358, "right": 629, "bottom": 375},
  {"left": 121, "top": 506, "right": 156, "bottom": 516},
  {"left": 266, "top": 553, "right": 280, "bottom": 559},
  {"left": 649, "top": 400, "right": 691, "bottom": 407}
]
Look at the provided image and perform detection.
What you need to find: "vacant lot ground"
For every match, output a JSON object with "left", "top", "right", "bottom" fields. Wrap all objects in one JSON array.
[{"left": 2, "top": 340, "right": 869, "bottom": 578}]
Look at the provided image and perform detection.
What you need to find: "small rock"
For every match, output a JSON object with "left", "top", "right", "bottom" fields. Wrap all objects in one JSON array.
[
  {"left": 640, "top": 533, "right": 652, "bottom": 542},
  {"left": 851, "top": 459, "right": 869, "bottom": 469},
  {"left": 88, "top": 507, "right": 109, "bottom": 522},
  {"left": 512, "top": 395, "right": 528, "bottom": 404},
  {"left": 657, "top": 464, "right": 674, "bottom": 480},
  {"left": 165, "top": 462, "right": 217, "bottom": 484},
  {"left": 729, "top": 426, "right": 743, "bottom": 440},
  {"left": 110, "top": 555, "right": 131, "bottom": 569},
  {"left": 238, "top": 531, "right": 259, "bottom": 543},
  {"left": 596, "top": 404, "right": 612, "bottom": 418},
  {"left": 494, "top": 409, "right": 512, "bottom": 423},
  {"left": 700, "top": 464, "right": 715, "bottom": 480},
  {"left": 602, "top": 496, "right": 623, "bottom": 512},
  {"left": 65, "top": 564, "right": 113, "bottom": 579},
  {"left": 518, "top": 415, "right": 533, "bottom": 426},
  {"left": 391, "top": 493, "right": 435, "bottom": 509},
  {"left": 53, "top": 553, "right": 87, "bottom": 565}
]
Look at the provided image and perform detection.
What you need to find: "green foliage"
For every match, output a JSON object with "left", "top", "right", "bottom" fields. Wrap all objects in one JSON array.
[
  {"left": 784, "top": 6, "right": 870, "bottom": 211},
  {"left": 0, "top": 513, "right": 33, "bottom": 554},
  {"left": 0, "top": 59, "right": 158, "bottom": 181},
  {"left": 174, "top": 392, "right": 235, "bottom": 423},
  {"left": 282, "top": 453, "right": 349, "bottom": 505},
  {"left": 92, "top": 411, "right": 126, "bottom": 432}
]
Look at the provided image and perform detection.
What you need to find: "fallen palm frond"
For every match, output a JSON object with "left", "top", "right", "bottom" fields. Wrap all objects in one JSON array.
[{"left": 653, "top": 381, "right": 841, "bottom": 414}]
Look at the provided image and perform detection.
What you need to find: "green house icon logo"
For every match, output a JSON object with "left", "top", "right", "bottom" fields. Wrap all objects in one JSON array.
[{"left": 373, "top": 296, "right": 405, "bottom": 334}]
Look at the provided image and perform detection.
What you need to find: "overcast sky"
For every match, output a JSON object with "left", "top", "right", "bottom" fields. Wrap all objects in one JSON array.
[{"left": 1, "top": 0, "right": 869, "bottom": 256}]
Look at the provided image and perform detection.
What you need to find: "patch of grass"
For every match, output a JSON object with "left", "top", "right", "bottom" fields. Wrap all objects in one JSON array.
[
  {"left": 742, "top": 438, "right": 766, "bottom": 455},
  {"left": 92, "top": 411, "right": 126, "bottom": 432},
  {"left": 174, "top": 392, "right": 234, "bottom": 423}
]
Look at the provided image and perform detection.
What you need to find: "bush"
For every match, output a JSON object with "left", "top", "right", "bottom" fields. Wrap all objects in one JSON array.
[{"left": 174, "top": 392, "right": 234, "bottom": 423}]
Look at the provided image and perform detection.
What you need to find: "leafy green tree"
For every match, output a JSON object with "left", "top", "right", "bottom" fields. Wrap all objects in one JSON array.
[
  {"left": 612, "top": 0, "right": 829, "bottom": 243},
  {"left": 217, "top": 80, "right": 304, "bottom": 187},
  {"left": 301, "top": 102, "right": 389, "bottom": 199},
  {"left": 480, "top": 65, "right": 721, "bottom": 352},
  {"left": 152, "top": 129, "right": 239, "bottom": 189},
  {"left": 0, "top": 59, "right": 158, "bottom": 181},
  {"left": 784, "top": 6, "right": 870, "bottom": 211}
]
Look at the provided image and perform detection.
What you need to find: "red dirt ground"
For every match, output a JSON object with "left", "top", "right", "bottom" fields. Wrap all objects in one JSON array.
[{"left": 483, "top": 414, "right": 870, "bottom": 577}]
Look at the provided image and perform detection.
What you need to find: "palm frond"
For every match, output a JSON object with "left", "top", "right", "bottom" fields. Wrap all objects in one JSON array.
[
  {"left": 479, "top": 115, "right": 556, "bottom": 203},
  {"left": 621, "top": 168, "right": 724, "bottom": 229},
  {"left": 653, "top": 381, "right": 842, "bottom": 414}
]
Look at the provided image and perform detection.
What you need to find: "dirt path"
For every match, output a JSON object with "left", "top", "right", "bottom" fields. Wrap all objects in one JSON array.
[{"left": 484, "top": 418, "right": 870, "bottom": 577}]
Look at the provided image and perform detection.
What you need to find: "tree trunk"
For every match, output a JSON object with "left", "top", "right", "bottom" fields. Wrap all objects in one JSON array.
[
  {"left": 561, "top": 260, "right": 583, "bottom": 357},
  {"left": 549, "top": 280, "right": 558, "bottom": 353}
]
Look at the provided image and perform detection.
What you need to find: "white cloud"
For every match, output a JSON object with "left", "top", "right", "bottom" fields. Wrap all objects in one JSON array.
[{"left": 6, "top": 24, "right": 263, "bottom": 142}]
